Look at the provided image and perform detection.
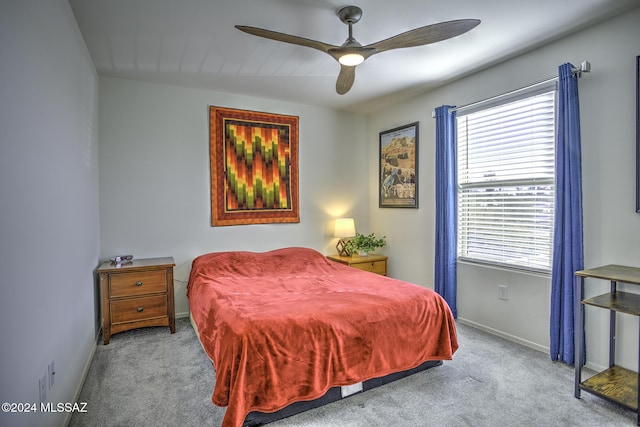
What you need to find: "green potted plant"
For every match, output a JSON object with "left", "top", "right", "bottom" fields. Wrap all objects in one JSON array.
[{"left": 345, "top": 232, "right": 387, "bottom": 256}]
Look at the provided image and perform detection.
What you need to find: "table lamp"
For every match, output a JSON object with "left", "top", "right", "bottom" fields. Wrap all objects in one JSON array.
[{"left": 334, "top": 218, "right": 356, "bottom": 256}]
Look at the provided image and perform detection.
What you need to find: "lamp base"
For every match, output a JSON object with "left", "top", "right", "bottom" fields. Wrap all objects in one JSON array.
[{"left": 336, "top": 239, "right": 350, "bottom": 257}]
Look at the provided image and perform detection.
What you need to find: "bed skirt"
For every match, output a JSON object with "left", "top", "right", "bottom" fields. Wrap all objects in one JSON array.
[{"left": 243, "top": 359, "right": 442, "bottom": 426}]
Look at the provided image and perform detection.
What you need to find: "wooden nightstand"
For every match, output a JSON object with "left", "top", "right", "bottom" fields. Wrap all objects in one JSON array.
[
  {"left": 326, "top": 254, "right": 388, "bottom": 276},
  {"left": 97, "top": 257, "right": 176, "bottom": 344}
]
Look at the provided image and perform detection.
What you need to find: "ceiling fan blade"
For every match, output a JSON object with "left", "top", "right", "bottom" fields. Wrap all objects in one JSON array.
[
  {"left": 336, "top": 65, "right": 356, "bottom": 95},
  {"left": 366, "top": 19, "right": 480, "bottom": 54},
  {"left": 235, "top": 25, "right": 337, "bottom": 54}
]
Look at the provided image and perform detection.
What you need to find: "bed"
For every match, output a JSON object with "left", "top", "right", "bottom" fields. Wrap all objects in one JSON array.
[{"left": 186, "top": 247, "right": 458, "bottom": 427}]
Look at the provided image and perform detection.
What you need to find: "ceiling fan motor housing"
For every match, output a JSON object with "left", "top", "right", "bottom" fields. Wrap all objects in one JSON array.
[{"left": 337, "top": 6, "right": 363, "bottom": 25}]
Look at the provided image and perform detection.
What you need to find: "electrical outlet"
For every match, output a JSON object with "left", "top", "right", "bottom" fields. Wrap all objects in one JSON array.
[
  {"left": 498, "top": 284, "right": 508, "bottom": 301},
  {"left": 39, "top": 373, "right": 47, "bottom": 404},
  {"left": 48, "top": 360, "right": 55, "bottom": 389}
]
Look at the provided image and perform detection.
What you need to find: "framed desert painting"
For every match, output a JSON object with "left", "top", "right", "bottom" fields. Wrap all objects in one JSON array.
[
  {"left": 379, "top": 122, "right": 419, "bottom": 208},
  {"left": 209, "top": 106, "right": 299, "bottom": 226}
]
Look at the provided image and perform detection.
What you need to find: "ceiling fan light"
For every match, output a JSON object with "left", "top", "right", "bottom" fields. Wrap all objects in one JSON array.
[{"left": 338, "top": 52, "right": 365, "bottom": 66}]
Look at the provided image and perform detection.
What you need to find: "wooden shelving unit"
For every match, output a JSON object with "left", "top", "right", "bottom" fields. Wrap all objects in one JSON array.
[{"left": 575, "top": 264, "right": 640, "bottom": 425}]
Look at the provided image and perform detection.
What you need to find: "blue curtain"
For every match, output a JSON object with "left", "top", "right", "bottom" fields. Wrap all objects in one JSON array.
[
  {"left": 434, "top": 105, "right": 458, "bottom": 317},
  {"left": 550, "top": 63, "right": 584, "bottom": 364}
]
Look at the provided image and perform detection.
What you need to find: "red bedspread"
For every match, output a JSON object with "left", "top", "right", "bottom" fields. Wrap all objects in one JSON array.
[{"left": 187, "top": 247, "right": 458, "bottom": 427}]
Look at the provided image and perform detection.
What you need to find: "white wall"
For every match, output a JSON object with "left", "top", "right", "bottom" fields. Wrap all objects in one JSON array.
[
  {"left": 0, "top": 1, "right": 100, "bottom": 426},
  {"left": 368, "top": 7, "right": 640, "bottom": 369},
  {"left": 98, "top": 77, "right": 369, "bottom": 317}
]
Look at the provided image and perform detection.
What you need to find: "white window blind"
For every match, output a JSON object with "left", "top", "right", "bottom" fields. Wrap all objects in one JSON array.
[{"left": 456, "top": 89, "right": 556, "bottom": 272}]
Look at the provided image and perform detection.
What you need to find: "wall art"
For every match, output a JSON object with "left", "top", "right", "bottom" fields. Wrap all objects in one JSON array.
[{"left": 210, "top": 106, "right": 299, "bottom": 226}]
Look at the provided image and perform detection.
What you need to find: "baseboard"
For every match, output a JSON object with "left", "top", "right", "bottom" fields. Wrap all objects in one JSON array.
[
  {"left": 457, "top": 318, "right": 610, "bottom": 372},
  {"left": 583, "top": 361, "right": 607, "bottom": 372},
  {"left": 456, "top": 317, "right": 549, "bottom": 354},
  {"left": 64, "top": 332, "right": 99, "bottom": 426},
  {"left": 176, "top": 311, "right": 189, "bottom": 319}
]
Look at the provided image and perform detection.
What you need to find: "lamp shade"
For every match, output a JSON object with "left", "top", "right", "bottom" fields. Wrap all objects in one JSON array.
[{"left": 334, "top": 218, "right": 356, "bottom": 238}]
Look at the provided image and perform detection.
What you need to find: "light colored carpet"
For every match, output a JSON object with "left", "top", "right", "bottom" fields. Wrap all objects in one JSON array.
[{"left": 70, "top": 318, "right": 635, "bottom": 426}]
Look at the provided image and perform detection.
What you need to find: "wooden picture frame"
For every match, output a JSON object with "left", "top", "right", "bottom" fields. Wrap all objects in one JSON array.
[
  {"left": 209, "top": 106, "right": 299, "bottom": 226},
  {"left": 379, "top": 122, "right": 419, "bottom": 208},
  {"left": 636, "top": 55, "right": 639, "bottom": 213}
]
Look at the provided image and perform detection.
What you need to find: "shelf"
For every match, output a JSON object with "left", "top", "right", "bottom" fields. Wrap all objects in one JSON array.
[
  {"left": 576, "top": 265, "right": 640, "bottom": 285},
  {"left": 582, "top": 291, "right": 640, "bottom": 316},
  {"left": 580, "top": 366, "right": 639, "bottom": 411}
]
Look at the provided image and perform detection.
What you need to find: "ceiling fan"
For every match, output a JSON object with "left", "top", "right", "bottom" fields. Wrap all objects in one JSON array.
[{"left": 236, "top": 6, "right": 480, "bottom": 95}]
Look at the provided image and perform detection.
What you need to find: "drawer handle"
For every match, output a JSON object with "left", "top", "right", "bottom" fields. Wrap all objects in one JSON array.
[
  {"left": 135, "top": 281, "right": 143, "bottom": 287},
  {"left": 137, "top": 307, "right": 144, "bottom": 312}
]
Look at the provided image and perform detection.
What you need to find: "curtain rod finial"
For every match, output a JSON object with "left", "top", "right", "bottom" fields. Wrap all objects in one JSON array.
[{"left": 572, "top": 60, "right": 591, "bottom": 77}]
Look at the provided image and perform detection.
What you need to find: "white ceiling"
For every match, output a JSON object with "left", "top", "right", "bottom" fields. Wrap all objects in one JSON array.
[{"left": 69, "top": 0, "right": 638, "bottom": 114}]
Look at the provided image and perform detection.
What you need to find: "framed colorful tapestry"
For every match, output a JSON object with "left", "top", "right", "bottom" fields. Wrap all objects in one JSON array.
[{"left": 209, "top": 106, "right": 299, "bottom": 226}]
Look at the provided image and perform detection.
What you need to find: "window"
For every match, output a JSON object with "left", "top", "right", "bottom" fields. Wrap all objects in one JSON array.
[{"left": 456, "top": 86, "right": 556, "bottom": 272}]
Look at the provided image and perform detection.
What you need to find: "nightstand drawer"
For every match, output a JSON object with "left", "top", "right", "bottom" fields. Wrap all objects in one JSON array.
[
  {"left": 352, "top": 260, "right": 386, "bottom": 275},
  {"left": 109, "top": 270, "right": 167, "bottom": 298},
  {"left": 111, "top": 295, "right": 168, "bottom": 324},
  {"left": 326, "top": 254, "right": 388, "bottom": 276}
]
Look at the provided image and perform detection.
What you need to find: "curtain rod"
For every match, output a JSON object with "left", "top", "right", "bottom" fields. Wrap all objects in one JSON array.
[{"left": 431, "top": 61, "right": 591, "bottom": 118}]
